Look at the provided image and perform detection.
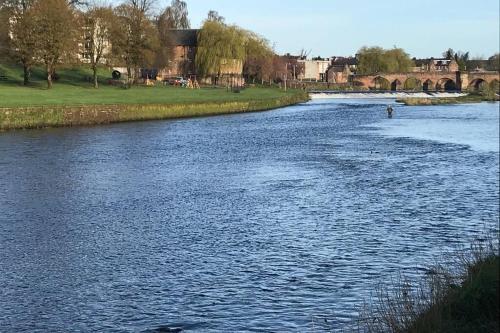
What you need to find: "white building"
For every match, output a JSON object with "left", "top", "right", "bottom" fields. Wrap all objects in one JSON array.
[{"left": 298, "top": 58, "right": 331, "bottom": 81}]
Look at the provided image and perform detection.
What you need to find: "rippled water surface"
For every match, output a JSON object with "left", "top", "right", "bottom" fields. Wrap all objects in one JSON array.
[{"left": 0, "top": 100, "right": 498, "bottom": 332}]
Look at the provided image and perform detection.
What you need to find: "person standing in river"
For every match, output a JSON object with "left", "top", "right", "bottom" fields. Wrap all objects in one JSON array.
[{"left": 387, "top": 105, "right": 394, "bottom": 118}]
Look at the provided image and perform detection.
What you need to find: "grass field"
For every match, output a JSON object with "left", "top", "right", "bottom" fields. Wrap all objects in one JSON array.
[
  {"left": 0, "top": 63, "right": 300, "bottom": 107},
  {"left": 0, "top": 63, "right": 309, "bottom": 129}
]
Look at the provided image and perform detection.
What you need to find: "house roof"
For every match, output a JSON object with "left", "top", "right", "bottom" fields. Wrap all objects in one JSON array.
[
  {"left": 331, "top": 57, "right": 358, "bottom": 66},
  {"left": 414, "top": 58, "right": 451, "bottom": 67},
  {"left": 170, "top": 29, "right": 199, "bottom": 47}
]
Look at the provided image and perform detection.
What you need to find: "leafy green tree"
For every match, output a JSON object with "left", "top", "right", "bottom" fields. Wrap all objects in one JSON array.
[
  {"left": 0, "top": 0, "right": 36, "bottom": 85},
  {"left": 195, "top": 20, "right": 246, "bottom": 79},
  {"left": 356, "top": 46, "right": 414, "bottom": 75},
  {"left": 30, "top": 0, "right": 80, "bottom": 88},
  {"left": 385, "top": 48, "right": 414, "bottom": 73},
  {"left": 356, "top": 46, "right": 389, "bottom": 74},
  {"left": 196, "top": 18, "right": 275, "bottom": 85}
]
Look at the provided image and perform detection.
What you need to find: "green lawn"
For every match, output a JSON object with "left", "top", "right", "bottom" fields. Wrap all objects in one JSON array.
[{"left": 0, "top": 63, "right": 297, "bottom": 107}]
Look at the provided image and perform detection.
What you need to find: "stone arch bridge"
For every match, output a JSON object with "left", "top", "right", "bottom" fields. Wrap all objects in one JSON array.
[{"left": 351, "top": 71, "right": 499, "bottom": 92}]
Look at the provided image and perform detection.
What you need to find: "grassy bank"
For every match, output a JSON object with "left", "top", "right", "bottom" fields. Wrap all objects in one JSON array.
[
  {"left": 0, "top": 92, "right": 308, "bottom": 130},
  {"left": 350, "top": 237, "right": 499, "bottom": 333},
  {"left": 397, "top": 93, "right": 499, "bottom": 106},
  {"left": 407, "top": 255, "right": 499, "bottom": 333},
  {"left": 0, "top": 64, "right": 309, "bottom": 130}
]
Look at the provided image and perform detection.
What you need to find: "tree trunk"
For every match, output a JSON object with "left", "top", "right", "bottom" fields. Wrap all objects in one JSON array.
[
  {"left": 126, "top": 66, "right": 132, "bottom": 87},
  {"left": 93, "top": 66, "right": 98, "bottom": 89},
  {"left": 46, "top": 64, "right": 53, "bottom": 89},
  {"left": 23, "top": 63, "right": 30, "bottom": 86}
]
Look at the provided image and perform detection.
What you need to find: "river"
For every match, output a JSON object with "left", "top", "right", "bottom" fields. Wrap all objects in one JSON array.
[{"left": 0, "top": 99, "right": 498, "bottom": 332}]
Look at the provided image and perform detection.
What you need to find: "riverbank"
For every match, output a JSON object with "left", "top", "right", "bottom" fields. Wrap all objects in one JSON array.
[
  {"left": 397, "top": 93, "right": 499, "bottom": 106},
  {"left": 352, "top": 238, "right": 499, "bottom": 333},
  {"left": 0, "top": 91, "right": 308, "bottom": 130},
  {"left": 0, "top": 64, "right": 309, "bottom": 130},
  {"left": 407, "top": 254, "right": 499, "bottom": 333}
]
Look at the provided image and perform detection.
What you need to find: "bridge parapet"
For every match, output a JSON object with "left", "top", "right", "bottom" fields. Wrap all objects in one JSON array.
[{"left": 350, "top": 71, "right": 499, "bottom": 91}]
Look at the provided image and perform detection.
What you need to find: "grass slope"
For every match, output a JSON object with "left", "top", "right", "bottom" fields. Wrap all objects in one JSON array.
[
  {"left": 0, "top": 63, "right": 301, "bottom": 107},
  {"left": 0, "top": 63, "right": 309, "bottom": 129}
]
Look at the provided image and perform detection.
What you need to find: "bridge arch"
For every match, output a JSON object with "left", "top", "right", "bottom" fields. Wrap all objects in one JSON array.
[
  {"left": 436, "top": 78, "right": 456, "bottom": 91},
  {"left": 422, "top": 79, "right": 434, "bottom": 91},
  {"left": 468, "top": 78, "right": 487, "bottom": 91},
  {"left": 373, "top": 76, "right": 390, "bottom": 90},
  {"left": 391, "top": 79, "right": 402, "bottom": 91},
  {"left": 404, "top": 77, "right": 422, "bottom": 91}
]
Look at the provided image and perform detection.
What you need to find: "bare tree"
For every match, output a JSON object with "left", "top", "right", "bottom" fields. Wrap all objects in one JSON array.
[
  {"left": 127, "top": 0, "right": 155, "bottom": 14},
  {"left": 158, "top": 0, "right": 189, "bottom": 29},
  {"left": 206, "top": 10, "right": 224, "bottom": 23},
  {"left": 111, "top": 3, "right": 158, "bottom": 84}
]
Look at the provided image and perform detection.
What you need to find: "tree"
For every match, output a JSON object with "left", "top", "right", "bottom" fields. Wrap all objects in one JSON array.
[
  {"left": 207, "top": 10, "right": 224, "bottom": 23},
  {"left": 157, "top": 0, "right": 189, "bottom": 29},
  {"left": 356, "top": 46, "right": 388, "bottom": 74},
  {"left": 487, "top": 53, "right": 499, "bottom": 71},
  {"left": 83, "top": 5, "right": 115, "bottom": 88},
  {"left": 384, "top": 48, "right": 414, "bottom": 73},
  {"left": 127, "top": 0, "right": 155, "bottom": 14},
  {"left": 443, "top": 48, "right": 469, "bottom": 71},
  {"left": 155, "top": 0, "right": 189, "bottom": 70},
  {"left": 356, "top": 46, "right": 414, "bottom": 74},
  {"left": 196, "top": 20, "right": 246, "bottom": 79},
  {"left": 111, "top": 4, "right": 158, "bottom": 84},
  {"left": 242, "top": 31, "right": 273, "bottom": 83},
  {"left": 30, "top": 0, "right": 80, "bottom": 88},
  {"left": 1, "top": 0, "right": 36, "bottom": 85}
]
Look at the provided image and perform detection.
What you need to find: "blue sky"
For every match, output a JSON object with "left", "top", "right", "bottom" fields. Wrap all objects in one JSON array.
[{"left": 152, "top": 0, "right": 499, "bottom": 58}]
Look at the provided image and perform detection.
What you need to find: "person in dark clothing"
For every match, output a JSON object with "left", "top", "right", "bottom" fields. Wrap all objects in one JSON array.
[{"left": 387, "top": 105, "right": 394, "bottom": 118}]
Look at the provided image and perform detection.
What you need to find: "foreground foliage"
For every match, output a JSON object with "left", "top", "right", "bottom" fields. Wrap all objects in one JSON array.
[{"left": 344, "top": 235, "right": 499, "bottom": 333}]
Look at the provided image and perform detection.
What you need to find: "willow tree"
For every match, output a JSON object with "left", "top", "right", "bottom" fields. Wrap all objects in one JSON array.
[
  {"left": 357, "top": 46, "right": 414, "bottom": 75},
  {"left": 196, "top": 19, "right": 275, "bottom": 85},
  {"left": 195, "top": 20, "right": 246, "bottom": 81}
]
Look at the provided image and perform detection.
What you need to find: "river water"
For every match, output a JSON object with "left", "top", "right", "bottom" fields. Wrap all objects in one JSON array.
[{"left": 0, "top": 99, "right": 498, "bottom": 332}]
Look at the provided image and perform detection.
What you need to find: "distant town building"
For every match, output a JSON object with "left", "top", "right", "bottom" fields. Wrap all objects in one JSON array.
[
  {"left": 298, "top": 57, "right": 331, "bottom": 81},
  {"left": 158, "top": 29, "right": 198, "bottom": 78},
  {"left": 412, "top": 58, "right": 459, "bottom": 72},
  {"left": 326, "top": 56, "right": 358, "bottom": 84}
]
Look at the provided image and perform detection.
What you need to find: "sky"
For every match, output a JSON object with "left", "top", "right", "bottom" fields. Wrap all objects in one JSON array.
[{"left": 150, "top": 0, "right": 499, "bottom": 59}]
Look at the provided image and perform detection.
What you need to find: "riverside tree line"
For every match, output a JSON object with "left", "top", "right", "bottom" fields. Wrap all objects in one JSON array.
[{"left": 0, "top": 0, "right": 288, "bottom": 89}]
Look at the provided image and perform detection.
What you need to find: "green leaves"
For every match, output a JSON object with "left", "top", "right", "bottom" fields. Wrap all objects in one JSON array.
[
  {"left": 357, "top": 46, "right": 414, "bottom": 75},
  {"left": 196, "top": 20, "right": 272, "bottom": 78}
]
